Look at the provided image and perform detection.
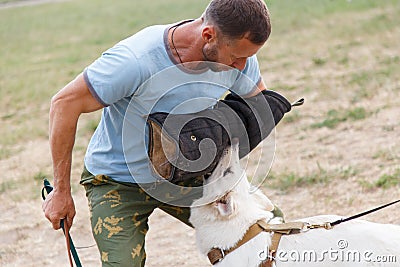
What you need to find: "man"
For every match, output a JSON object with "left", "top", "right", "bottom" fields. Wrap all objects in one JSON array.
[{"left": 43, "top": 0, "right": 272, "bottom": 265}]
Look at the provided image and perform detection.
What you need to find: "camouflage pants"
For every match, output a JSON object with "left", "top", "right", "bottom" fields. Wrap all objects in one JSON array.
[{"left": 80, "top": 167, "right": 203, "bottom": 267}]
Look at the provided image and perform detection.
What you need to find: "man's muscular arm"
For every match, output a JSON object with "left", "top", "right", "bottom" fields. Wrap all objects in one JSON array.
[{"left": 43, "top": 73, "right": 103, "bottom": 230}]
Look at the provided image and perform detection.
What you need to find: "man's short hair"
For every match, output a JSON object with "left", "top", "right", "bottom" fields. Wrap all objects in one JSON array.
[{"left": 204, "top": 0, "right": 271, "bottom": 45}]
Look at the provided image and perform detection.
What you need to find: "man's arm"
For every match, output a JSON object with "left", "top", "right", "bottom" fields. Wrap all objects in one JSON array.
[
  {"left": 258, "top": 79, "right": 267, "bottom": 91},
  {"left": 43, "top": 73, "right": 103, "bottom": 230},
  {"left": 244, "top": 78, "right": 267, "bottom": 98}
]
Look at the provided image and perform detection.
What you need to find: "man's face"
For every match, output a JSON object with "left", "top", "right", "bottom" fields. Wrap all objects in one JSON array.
[{"left": 202, "top": 36, "right": 263, "bottom": 71}]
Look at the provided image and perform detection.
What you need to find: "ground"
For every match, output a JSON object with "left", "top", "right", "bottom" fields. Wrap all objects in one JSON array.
[{"left": 0, "top": 0, "right": 399, "bottom": 266}]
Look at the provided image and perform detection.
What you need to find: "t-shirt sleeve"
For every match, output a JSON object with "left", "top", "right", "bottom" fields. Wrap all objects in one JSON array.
[
  {"left": 230, "top": 54, "right": 262, "bottom": 96},
  {"left": 83, "top": 44, "right": 143, "bottom": 106}
]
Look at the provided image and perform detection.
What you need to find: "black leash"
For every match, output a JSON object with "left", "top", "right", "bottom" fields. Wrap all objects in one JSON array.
[
  {"left": 42, "top": 179, "right": 83, "bottom": 267},
  {"left": 331, "top": 199, "right": 400, "bottom": 227}
]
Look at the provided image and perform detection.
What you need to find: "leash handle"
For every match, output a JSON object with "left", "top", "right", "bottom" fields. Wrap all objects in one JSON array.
[{"left": 42, "top": 179, "right": 82, "bottom": 267}]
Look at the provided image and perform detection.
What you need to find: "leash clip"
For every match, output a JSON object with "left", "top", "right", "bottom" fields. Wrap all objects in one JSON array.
[{"left": 306, "top": 222, "right": 333, "bottom": 230}]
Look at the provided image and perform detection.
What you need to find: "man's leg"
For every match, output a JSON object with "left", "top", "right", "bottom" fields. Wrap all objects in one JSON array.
[{"left": 82, "top": 170, "right": 158, "bottom": 267}]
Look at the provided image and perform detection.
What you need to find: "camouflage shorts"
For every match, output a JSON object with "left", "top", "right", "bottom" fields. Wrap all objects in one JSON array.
[{"left": 80, "top": 167, "right": 203, "bottom": 267}]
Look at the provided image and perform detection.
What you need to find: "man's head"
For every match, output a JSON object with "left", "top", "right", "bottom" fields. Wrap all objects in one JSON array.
[{"left": 200, "top": 0, "right": 271, "bottom": 70}]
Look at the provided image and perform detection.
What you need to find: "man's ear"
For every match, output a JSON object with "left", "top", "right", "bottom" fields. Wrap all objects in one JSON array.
[{"left": 201, "top": 25, "right": 217, "bottom": 43}]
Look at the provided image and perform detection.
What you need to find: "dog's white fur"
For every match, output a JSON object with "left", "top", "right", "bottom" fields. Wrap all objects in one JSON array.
[{"left": 190, "top": 141, "right": 400, "bottom": 266}]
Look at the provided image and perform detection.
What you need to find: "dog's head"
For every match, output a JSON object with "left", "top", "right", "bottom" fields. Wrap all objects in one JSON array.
[{"left": 193, "top": 138, "right": 274, "bottom": 219}]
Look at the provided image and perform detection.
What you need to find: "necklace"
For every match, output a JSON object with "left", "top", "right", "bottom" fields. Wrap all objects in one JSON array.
[{"left": 171, "top": 24, "right": 184, "bottom": 64}]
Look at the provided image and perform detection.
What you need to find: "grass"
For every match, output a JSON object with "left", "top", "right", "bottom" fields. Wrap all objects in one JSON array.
[
  {"left": 265, "top": 0, "right": 399, "bottom": 34},
  {"left": 373, "top": 149, "right": 398, "bottom": 161},
  {"left": 0, "top": 170, "right": 50, "bottom": 195},
  {"left": 260, "top": 0, "right": 400, "bottom": 106},
  {"left": 0, "top": 0, "right": 207, "bottom": 107},
  {"left": 267, "top": 163, "right": 331, "bottom": 191},
  {"left": 0, "top": 147, "right": 11, "bottom": 160},
  {"left": 0, "top": 0, "right": 207, "bottom": 159},
  {"left": 265, "top": 164, "right": 359, "bottom": 192},
  {"left": 374, "top": 170, "right": 400, "bottom": 189},
  {"left": 282, "top": 110, "right": 301, "bottom": 124},
  {"left": 360, "top": 169, "right": 400, "bottom": 190},
  {"left": 85, "top": 119, "right": 100, "bottom": 134},
  {"left": 268, "top": 171, "right": 331, "bottom": 192},
  {"left": 311, "top": 107, "right": 368, "bottom": 129},
  {"left": 0, "top": 180, "right": 16, "bottom": 194},
  {"left": 33, "top": 171, "right": 49, "bottom": 182}
]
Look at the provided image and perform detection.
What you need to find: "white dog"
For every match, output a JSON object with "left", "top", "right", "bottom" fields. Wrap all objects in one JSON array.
[{"left": 189, "top": 140, "right": 400, "bottom": 267}]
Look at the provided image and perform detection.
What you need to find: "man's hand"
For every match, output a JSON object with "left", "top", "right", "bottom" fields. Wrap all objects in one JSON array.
[{"left": 42, "top": 189, "right": 76, "bottom": 230}]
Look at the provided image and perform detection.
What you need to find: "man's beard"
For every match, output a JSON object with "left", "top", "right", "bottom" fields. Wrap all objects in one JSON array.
[
  {"left": 202, "top": 44, "right": 230, "bottom": 72},
  {"left": 202, "top": 43, "right": 218, "bottom": 62}
]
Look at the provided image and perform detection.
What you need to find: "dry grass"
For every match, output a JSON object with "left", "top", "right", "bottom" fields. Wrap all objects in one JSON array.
[{"left": 0, "top": 0, "right": 399, "bottom": 266}]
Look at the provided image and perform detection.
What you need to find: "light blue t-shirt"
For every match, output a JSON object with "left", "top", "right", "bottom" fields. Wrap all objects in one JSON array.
[{"left": 83, "top": 22, "right": 262, "bottom": 183}]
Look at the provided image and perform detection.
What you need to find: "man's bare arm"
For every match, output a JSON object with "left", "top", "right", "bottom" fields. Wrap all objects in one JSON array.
[
  {"left": 43, "top": 73, "right": 103, "bottom": 230},
  {"left": 244, "top": 78, "right": 267, "bottom": 98}
]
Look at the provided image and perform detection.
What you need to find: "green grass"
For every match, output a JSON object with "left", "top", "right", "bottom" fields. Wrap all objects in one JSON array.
[
  {"left": 0, "top": 180, "right": 16, "bottom": 194},
  {"left": 266, "top": 164, "right": 358, "bottom": 192},
  {"left": 373, "top": 149, "right": 398, "bottom": 161},
  {"left": 282, "top": 110, "right": 301, "bottom": 124},
  {"left": 1, "top": 0, "right": 399, "bottom": 160},
  {"left": 85, "top": 118, "right": 100, "bottom": 134},
  {"left": 0, "top": 0, "right": 208, "bottom": 107},
  {"left": 265, "top": 0, "right": 399, "bottom": 34},
  {"left": 33, "top": 171, "right": 49, "bottom": 182},
  {"left": 360, "top": 169, "right": 400, "bottom": 190},
  {"left": 268, "top": 172, "right": 331, "bottom": 191},
  {"left": 0, "top": 0, "right": 207, "bottom": 158},
  {"left": 261, "top": 0, "right": 400, "bottom": 103},
  {"left": 374, "top": 169, "right": 400, "bottom": 189},
  {"left": 267, "top": 163, "right": 332, "bottom": 191},
  {"left": 0, "top": 147, "right": 11, "bottom": 159},
  {"left": 311, "top": 107, "right": 369, "bottom": 129}
]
